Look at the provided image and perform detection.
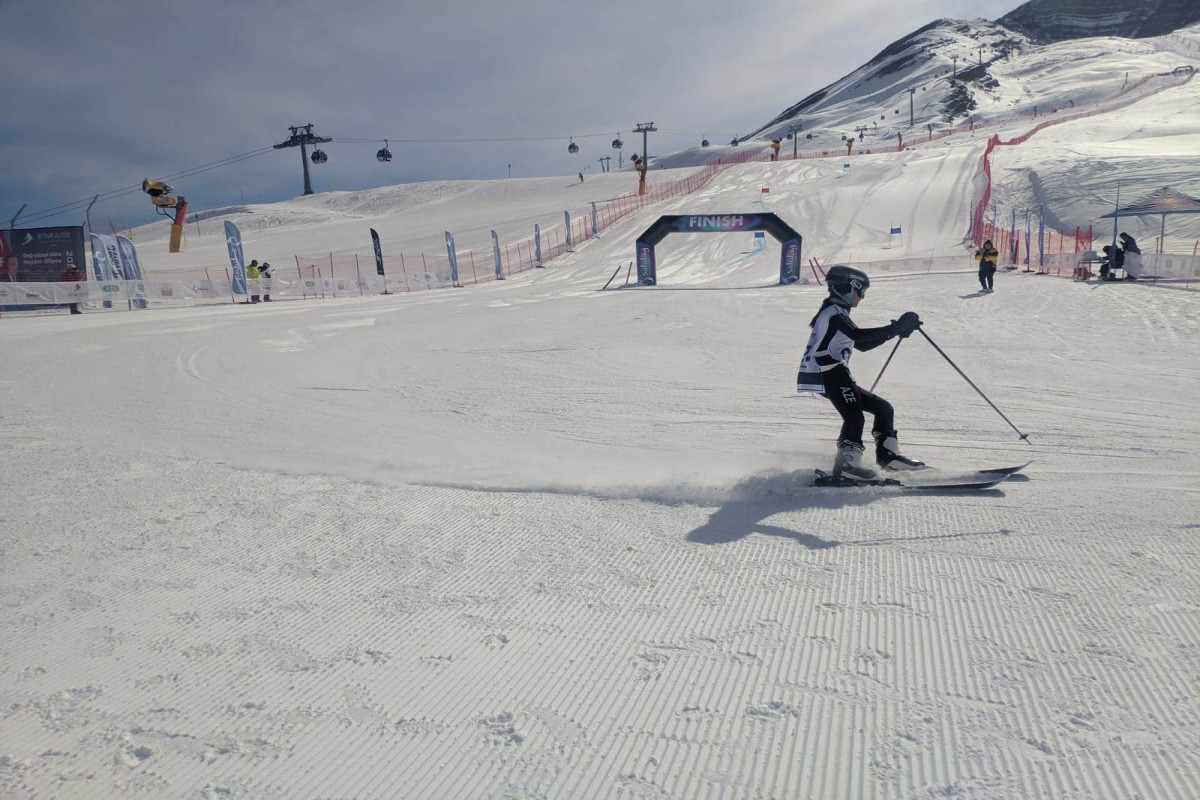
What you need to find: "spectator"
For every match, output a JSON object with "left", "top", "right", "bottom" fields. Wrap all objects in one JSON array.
[
  {"left": 974, "top": 239, "right": 999, "bottom": 292},
  {"left": 1101, "top": 244, "right": 1124, "bottom": 280},
  {"left": 246, "top": 259, "right": 261, "bottom": 303},
  {"left": 60, "top": 263, "right": 85, "bottom": 314},
  {"left": 1118, "top": 233, "right": 1141, "bottom": 279},
  {"left": 260, "top": 262, "right": 273, "bottom": 302}
]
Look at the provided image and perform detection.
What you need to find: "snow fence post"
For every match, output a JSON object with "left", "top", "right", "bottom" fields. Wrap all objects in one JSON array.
[{"left": 564, "top": 211, "right": 573, "bottom": 249}]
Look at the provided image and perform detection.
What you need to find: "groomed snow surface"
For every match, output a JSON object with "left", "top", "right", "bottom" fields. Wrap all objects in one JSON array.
[
  {"left": 3, "top": 220, "right": 1199, "bottom": 798},
  {"left": 4, "top": 28, "right": 1200, "bottom": 798}
]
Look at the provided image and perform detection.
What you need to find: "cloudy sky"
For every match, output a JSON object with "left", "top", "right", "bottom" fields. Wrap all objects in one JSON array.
[{"left": 0, "top": 0, "right": 1017, "bottom": 230}]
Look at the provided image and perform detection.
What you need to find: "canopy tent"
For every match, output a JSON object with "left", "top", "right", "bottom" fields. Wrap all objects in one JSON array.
[{"left": 1100, "top": 186, "right": 1200, "bottom": 253}]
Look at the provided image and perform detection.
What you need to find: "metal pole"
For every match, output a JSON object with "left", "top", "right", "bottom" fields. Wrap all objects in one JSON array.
[
  {"left": 869, "top": 338, "right": 903, "bottom": 392},
  {"left": 9, "top": 203, "right": 26, "bottom": 230},
  {"left": 301, "top": 142, "right": 313, "bottom": 195},
  {"left": 1110, "top": 184, "right": 1121, "bottom": 268},
  {"left": 918, "top": 328, "right": 1030, "bottom": 443},
  {"left": 84, "top": 194, "right": 99, "bottom": 233}
]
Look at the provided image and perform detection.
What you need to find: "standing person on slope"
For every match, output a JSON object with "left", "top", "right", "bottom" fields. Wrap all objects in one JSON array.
[
  {"left": 975, "top": 239, "right": 999, "bottom": 292},
  {"left": 798, "top": 266, "right": 925, "bottom": 480}
]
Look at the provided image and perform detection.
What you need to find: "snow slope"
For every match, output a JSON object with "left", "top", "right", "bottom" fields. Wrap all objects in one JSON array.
[{"left": 3, "top": 248, "right": 1198, "bottom": 799}]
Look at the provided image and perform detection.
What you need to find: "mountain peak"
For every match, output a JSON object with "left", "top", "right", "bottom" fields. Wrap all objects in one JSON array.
[{"left": 998, "top": 0, "right": 1200, "bottom": 43}]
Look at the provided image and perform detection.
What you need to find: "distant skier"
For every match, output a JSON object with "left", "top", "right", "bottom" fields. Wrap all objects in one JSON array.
[
  {"left": 975, "top": 239, "right": 998, "bottom": 292},
  {"left": 246, "top": 259, "right": 261, "bottom": 303},
  {"left": 578, "top": 173, "right": 584, "bottom": 183},
  {"left": 798, "top": 265, "right": 925, "bottom": 481},
  {"left": 260, "top": 262, "right": 273, "bottom": 301}
]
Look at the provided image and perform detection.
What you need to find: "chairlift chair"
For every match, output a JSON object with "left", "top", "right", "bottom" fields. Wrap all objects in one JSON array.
[
  {"left": 310, "top": 149, "right": 328, "bottom": 164},
  {"left": 376, "top": 140, "right": 393, "bottom": 162},
  {"left": 611, "top": 135, "right": 623, "bottom": 149},
  {"left": 701, "top": 137, "right": 709, "bottom": 148},
  {"left": 568, "top": 137, "right": 579, "bottom": 154},
  {"left": 730, "top": 137, "right": 739, "bottom": 147}
]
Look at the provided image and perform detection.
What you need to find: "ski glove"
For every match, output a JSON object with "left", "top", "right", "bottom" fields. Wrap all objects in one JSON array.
[{"left": 893, "top": 311, "right": 922, "bottom": 338}]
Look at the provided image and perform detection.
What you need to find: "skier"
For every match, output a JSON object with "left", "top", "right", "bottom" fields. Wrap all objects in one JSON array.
[
  {"left": 798, "top": 265, "right": 925, "bottom": 481},
  {"left": 975, "top": 239, "right": 998, "bottom": 292}
]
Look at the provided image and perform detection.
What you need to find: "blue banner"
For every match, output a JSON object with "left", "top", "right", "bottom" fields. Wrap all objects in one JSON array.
[
  {"left": 889, "top": 226, "right": 902, "bottom": 235},
  {"left": 534, "top": 224, "right": 542, "bottom": 266},
  {"left": 116, "top": 235, "right": 147, "bottom": 308},
  {"left": 87, "top": 233, "right": 110, "bottom": 281},
  {"left": 564, "top": 211, "right": 572, "bottom": 248},
  {"left": 591, "top": 203, "right": 599, "bottom": 237},
  {"left": 224, "top": 221, "right": 247, "bottom": 295},
  {"left": 88, "top": 233, "right": 114, "bottom": 307},
  {"left": 445, "top": 231, "right": 460, "bottom": 285},
  {"left": 780, "top": 238, "right": 801, "bottom": 284},
  {"left": 491, "top": 230, "right": 503, "bottom": 278},
  {"left": 636, "top": 241, "right": 656, "bottom": 285}
]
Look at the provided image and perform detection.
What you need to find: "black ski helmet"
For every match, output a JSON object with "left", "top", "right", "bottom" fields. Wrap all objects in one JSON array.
[{"left": 825, "top": 264, "right": 870, "bottom": 301}]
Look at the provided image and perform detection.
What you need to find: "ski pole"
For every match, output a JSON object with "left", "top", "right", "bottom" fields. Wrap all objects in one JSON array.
[
  {"left": 917, "top": 328, "right": 1031, "bottom": 443},
  {"left": 868, "top": 337, "right": 903, "bottom": 392}
]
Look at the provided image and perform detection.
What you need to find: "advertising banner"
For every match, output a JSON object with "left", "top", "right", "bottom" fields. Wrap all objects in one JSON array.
[
  {"left": 370, "top": 228, "right": 385, "bottom": 276},
  {"left": 88, "top": 233, "right": 119, "bottom": 307},
  {"left": 1, "top": 225, "right": 86, "bottom": 282},
  {"left": 88, "top": 233, "right": 110, "bottom": 281},
  {"left": 224, "top": 221, "right": 247, "bottom": 295},
  {"left": 534, "top": 224, "right": 542, "bottom": 266},
  {"left": 564, "top": 211, "right": 573, "bottom": 248},
  {"left": 117, "top": 235, "right": 148, "bottom": 308}
]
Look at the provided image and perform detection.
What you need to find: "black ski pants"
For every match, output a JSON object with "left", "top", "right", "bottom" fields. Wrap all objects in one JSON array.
[
  {"left": 979, "top": 263, "right": 995, "bottom": 290},
  {"left": 823, "top": 365, "right": 894, "bottom": 447}
]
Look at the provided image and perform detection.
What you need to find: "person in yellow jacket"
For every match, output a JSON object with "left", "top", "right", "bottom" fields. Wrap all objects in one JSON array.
[
  {"left": 974, "top": 239, "right": 999, "bottom": 293},
  {"left": 246, "top": 259, "right": 261, "bottom": 303}
]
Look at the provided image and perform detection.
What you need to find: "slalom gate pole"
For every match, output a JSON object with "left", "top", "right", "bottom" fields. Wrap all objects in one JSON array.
[
  {"left": 868, "top": 338, "right": 903, "bottom": 392},
  {"left": 918, "top": 328, "right": 1031, "bottom": 443}
]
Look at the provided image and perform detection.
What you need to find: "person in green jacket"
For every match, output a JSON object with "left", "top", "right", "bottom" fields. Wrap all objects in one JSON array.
[
  {"left": 974, "top": 240, "right": 999, "bottom": 293},
  {"left": 246, "top": 259, "right": 261, "bottom": 303}
]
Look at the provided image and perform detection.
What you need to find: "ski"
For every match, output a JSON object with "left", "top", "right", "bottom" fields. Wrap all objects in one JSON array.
[
  {"left": 976, "top": 461, "right": 1032, "bottom": 476},
  {"left": 813, "top": 468, "right": 1015, "bottom": 491}
]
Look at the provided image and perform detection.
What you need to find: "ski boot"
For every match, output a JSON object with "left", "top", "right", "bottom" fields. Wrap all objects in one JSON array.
[
  {"left": 874, "top": 430, "right": 926, "bottom": 470},
  {"left": 833, "top": 439, "right": 878, "bottom": 482}
]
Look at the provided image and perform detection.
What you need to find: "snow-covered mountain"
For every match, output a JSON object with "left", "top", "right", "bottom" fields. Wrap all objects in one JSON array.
[
  {"left": 999, "top": 0, "right": 1200, "bottom": 43},
  {"left": 744, "top": 19, "right": 1028, "bottom": 144},
  {"left": 735, "top": 1, "right": 1199, "bottom": 155}
]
